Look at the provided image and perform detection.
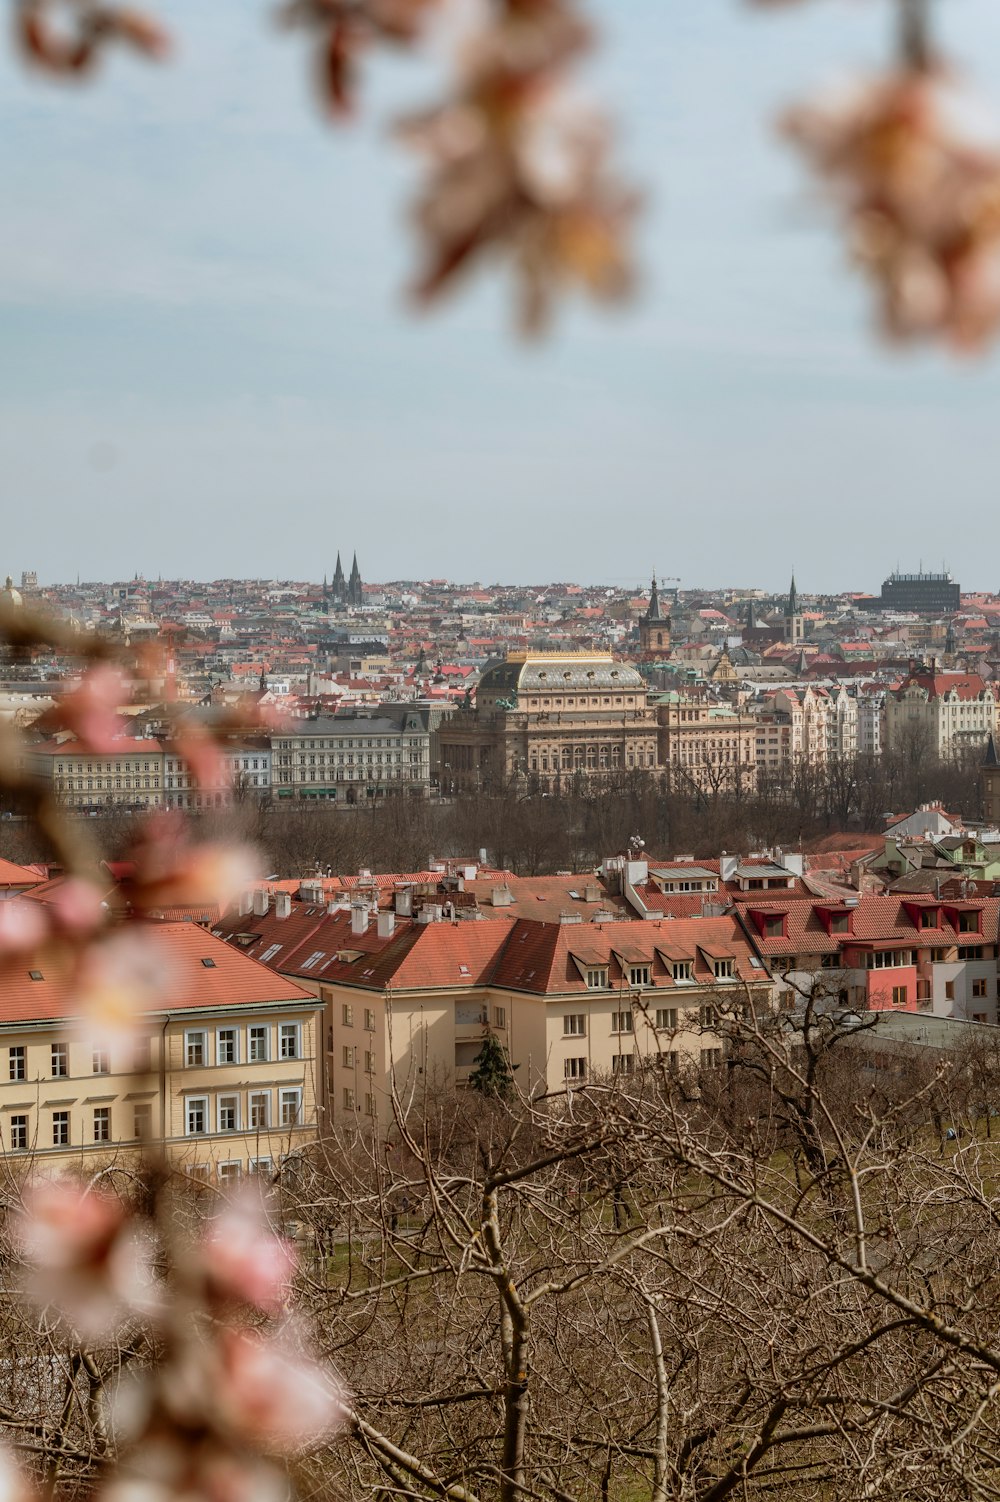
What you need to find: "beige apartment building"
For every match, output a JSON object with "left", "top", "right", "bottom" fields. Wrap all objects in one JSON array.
[
  {"left": 438, "top": 651, "right": 658, "bottom": 793},
  {"left": 886, "top": 671, "right": 997, "bottom": 758},
  {"left": 656, "top": 697, "right": 757, "bottom": 795},
  {"left": 26, "top": 738, "right": 165, "bottom": 811},
  {"left": 0, "top": 923, "right": 322, "bottom": 1182},
  {"left": 215, "top": 896, "right": 774, "bottom": 1131}
]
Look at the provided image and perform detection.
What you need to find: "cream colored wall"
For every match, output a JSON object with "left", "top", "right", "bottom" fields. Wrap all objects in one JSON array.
[{"left": 0, "top": 1006, "right": 321, "bottom": 1180}]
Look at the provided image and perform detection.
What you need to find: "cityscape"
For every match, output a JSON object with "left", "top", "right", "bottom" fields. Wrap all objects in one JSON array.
[{"left": 9, "top": 0, "right": 1000, "bottom": 1493}]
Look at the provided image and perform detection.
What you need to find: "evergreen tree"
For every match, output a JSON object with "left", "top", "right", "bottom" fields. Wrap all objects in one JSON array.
[{"left": 468, "top": 1033, "right": 515, "bottom": 1099}]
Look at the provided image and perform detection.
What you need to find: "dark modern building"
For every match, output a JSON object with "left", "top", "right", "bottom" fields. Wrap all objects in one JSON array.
[{"left": 877, "top": 571, "right": 960, "bottom": 614}]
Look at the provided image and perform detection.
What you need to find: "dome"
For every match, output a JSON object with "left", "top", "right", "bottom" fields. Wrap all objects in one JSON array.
[{"left": 1, "top": 576, "right": 23, "bottom": 609}]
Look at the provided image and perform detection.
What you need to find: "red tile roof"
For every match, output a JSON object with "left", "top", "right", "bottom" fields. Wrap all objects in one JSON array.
[
  {"left": 0, "top": 922, "right": 313, "bottom": 1026},
  {"left": 0, "top": 858, "right": 44, "bottom": 888}
]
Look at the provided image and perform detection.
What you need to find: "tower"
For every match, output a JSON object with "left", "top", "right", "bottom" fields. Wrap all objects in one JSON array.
[
  {"left": 784, "top": 574, "right": 804, "bottom": 645},
  {"left": 982, "top": 736, "right": 1000, "bottom": 825},
  {"left": 348, "top": 552, "right": 363, "bottom": 608},
  {"left": 639, "top": 575, "right": 671, "bottom": 655},
  {"left": 331, "top": 552, "right": 346, "bottom": 606}
]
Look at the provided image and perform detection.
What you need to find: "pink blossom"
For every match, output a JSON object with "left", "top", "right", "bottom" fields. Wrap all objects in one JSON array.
[
  {"left": 37, "top": 665, "right": 128, "bottom": 753},
  {"left": 49, "top": 877, "right": 106, "bottom": 939},
  {"left": 18, "top": 1181, "right": 153, "bottom": 1335},
  {"left": 0, "top": 899, "right": 49, "bottom": 957},
  {"left": 783, "top": 67, "right": 1000, "bottom": 348},
  {"left": 200, "top": 1198, "right": 296, "bottom": 1314},
  {"left": 213, "top": 1330, "right": 346, "bottom": 1453},
  {"left": 74, "top": 928, "right": 178, "bottom": 1034}
]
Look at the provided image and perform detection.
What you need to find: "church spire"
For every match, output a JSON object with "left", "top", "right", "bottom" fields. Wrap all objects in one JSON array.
[{"left": 786, "top": 574, "right": 798, "bottom": 619}]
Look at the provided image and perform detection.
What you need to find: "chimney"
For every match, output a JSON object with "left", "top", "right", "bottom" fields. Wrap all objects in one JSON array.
[
  {"left": 351, "top": 901, "right": 369, "bottom": 936},
  {"left": 274, "top": 891, "right": 291, "bottom": 920},
  {"left": 479, "top": 848, "right": 488, "bottom": 865},
  {"left": 377, "top": 910, "right": 396, "bottom": 939},
  {"left": 253, "top": 889, "right": 269, "bottom": 917},
  {"left": 491, "top": 886, "right": 513, "bottom": 907},
  {"left": 395, "top": 886, "right": 414, "bottom": 917},
  {"left": 238, "top": 890, "right": 253, "bottom": 917},
  {"left": 720, "top": 855, "right": 739, "bottom": 883}
]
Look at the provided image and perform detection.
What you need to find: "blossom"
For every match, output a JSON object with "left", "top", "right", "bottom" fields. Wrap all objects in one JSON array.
[
  {"left": 279, "top": 0, "right": 440, "bottom": 115},
  {"left": 17, "top": 0, "right": 170, "bottom": 75},
  {"left": 200, "top": 1197, "right": 296, "bottom": 1314},
  {"left": 0, "top": 899, "right": 50, "bottom": 958},
  {"left": 399, "top": 3, "right": 637, "bottom": 332},
  {"left": 74, "top": 927, "right": 178, "bottom": 1034},
  {"left": 213, "top": 1330, "right": 346, "bottom": 1453},
  {"left": 34, "top": 664, "right": 128, "bottom": 753},
  {"left": 783, "top": 67, "right": 1000, "bottom": 348},
  {"left": 17, "top": 1181, "right": 153, "bottom": 1335},
  {"left": 123, "top": 813, "right": 260, "bottom": 913}
]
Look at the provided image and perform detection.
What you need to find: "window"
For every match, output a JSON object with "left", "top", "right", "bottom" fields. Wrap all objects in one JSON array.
[
  {"left": 365, "top": 1093, "right": 375, "bottom": 1116},
  {"left": 671, "top": 962, "right": 693, "bottom": 983},
  {"left": 218, "top": 1161, "right": 242, "bottom": 1185},
  {"left": 279, "top": 1023, "right": 301, "bottom": 1060},
  {"left": 628, "top": 965, "right": 651, "bottom": 988},
  {"left": 364, "top": 1008, "right": 376, "bottom": 1031},
  {"left": 699, "top": 1004, "right": 718, "bottom": 1029},
  {"left": 249, "top": 1091, "right": 270, "bottom": 1129},
  {"left": 611, "top": 1011, "right": 634, "bottom": 1034},
  {"left": 249, "top": 1156, "right": 272, "bottom": 1175},
  {"left": 945, "top": 980, "right": 956, "bottom": 1000},
  {"left": 612, "top": 1054, "right": 634, "bottom": 1075},
  {"left": 700, "top": 1048, "right": 722, "bottom": 1069},
  {"left": 186, "top": 1031, "right": 208, "bottom": 1068},
  {"left": 93, "top": 1107, "right": 111, "bottom": 1143},
  {"left": 585, "top": 968, "right": 608, "bottom": 990},
  {"left": 9, "top": 1115, "right": 27, "bottom": 1152},
  {"left": 218, "top": 1095, "right": 240, "bottom": 1132},
  {"left": 493, "top": 1006, "right": 506, "bottom": 1029},
  {"left": 248, "top": 1025, "right": 269, "bottom": 1062},
  {"left": 958, "top": 911, "right": 981, "bottom": 934},
  {"left": 52, "top": 1111, "right": 69, "bottom": 1147},
  {"left": 200, "top": 957, "right": 217, "bottom": 969},
  {"left": 133, "top": 1035, "right": 151, "bottom": 1073},
  {"left": 342, "top": 1045, "right": 354, "bottom": 1068},
  {"left": 973, "top": 978, "right": 988, "bottom": 998},
  {"left": 91, "top": 1042, "right": 112, "bottom": 1075},
  {"left": 891, "top": 986, "right": 908, "bottom": 1006},
  {"left": 959, "top": 947, "right": 984, "bottom": 961},
  {"left": 134, "top": 1103, "right": 152, "bottom": 1139},
  {"left": 713, "top": 960, "right": 735, "bottom": 981},
  {"left": 51, "top": 1042, "right": 68, "bottom": 1078},
  {"left": 342, "top": 1087, "right": 355, "bottom": 1111},
  {"left": 186, "top": 1097, "right": 208, "bottom": 1136},
  {"left": 656, "top": 1008, "right": 678, "bottom": 1030},
  {"left": 364, "top": 1050, "right": 375, "bottom": 1073},
  {"left": 563, "top": 1014, "right": 586, "bottom": 1037},
  {"left": 9, "top": 1046, "right": 25, "bottom": 1082},
  {"left": 342, "top": 1005, "right": 353, "bottom": 1027},
  {"left": 217, "top": 1028, "right": 238, "bottom": 1065},
  {"left": 281, "top": 1088, "right": 303, "bottom": 1126},
  {"left": 564, "top": 1057, "right": 587, "bottom": 1082}
]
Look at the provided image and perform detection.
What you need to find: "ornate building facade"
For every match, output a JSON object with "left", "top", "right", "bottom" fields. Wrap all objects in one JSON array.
[{"left": 438, "top": 651, "right": 658, "bottom": 792}]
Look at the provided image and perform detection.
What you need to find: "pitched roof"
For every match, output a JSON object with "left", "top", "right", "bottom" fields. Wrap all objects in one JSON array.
[
  {"left": 0, "top": 857, "right": 45, "bottom": 889},
  {"left": 0, "top": 922, "right": 313, "bottom": 1027}
]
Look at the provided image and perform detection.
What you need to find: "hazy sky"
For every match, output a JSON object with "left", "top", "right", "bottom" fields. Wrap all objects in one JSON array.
[{"left": 3, "top": 0, "right": 1000, "bottom": 593}]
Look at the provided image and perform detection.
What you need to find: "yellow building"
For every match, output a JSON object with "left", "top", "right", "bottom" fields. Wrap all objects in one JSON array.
[
  {"left": 216, "top": 898, "right": 773, "bottom": 1131},
  {"left": 656, "top": 697, "right": 757, "bottom": 795},
  {"left": 25, "top": 738, "right": 166, "bottom": 812},
  {"left": 439, "top": 650, "right": 658, "bottom": 793},
  {"left": 0, "top": 922, "right": 322, "bottom": 1183}
]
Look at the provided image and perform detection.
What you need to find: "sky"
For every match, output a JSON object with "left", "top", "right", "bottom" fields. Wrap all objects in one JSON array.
[{"left": 3, "top": 0, "right": 1000, "bottom": 594}]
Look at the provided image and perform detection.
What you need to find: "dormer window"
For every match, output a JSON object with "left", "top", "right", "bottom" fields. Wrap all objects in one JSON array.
[
  {"left": 920, "top": 909, "right": 936, "bottom": 929},
  {"left": 958, "top": 911, "right": 981, "bottom": 934},
  {"left": 830, "top": 914, "right": 850, "bottom": 934},
  {"left": 628, "top": 965, "right": 651, "bottom": 988},
  {"left": 713, "top": 959, "right": 735, "bottom": 981},
  {"left": 585, "top": 967, "right": 608, "bottom": 990},
  {"left": 672, "top": 961, "right": 693, "bottom": 982}
]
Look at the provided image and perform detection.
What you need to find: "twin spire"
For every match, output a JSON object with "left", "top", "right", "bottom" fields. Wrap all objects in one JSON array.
[{"left": 327, "top": 551, "right": 363, "bottom": 607}]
